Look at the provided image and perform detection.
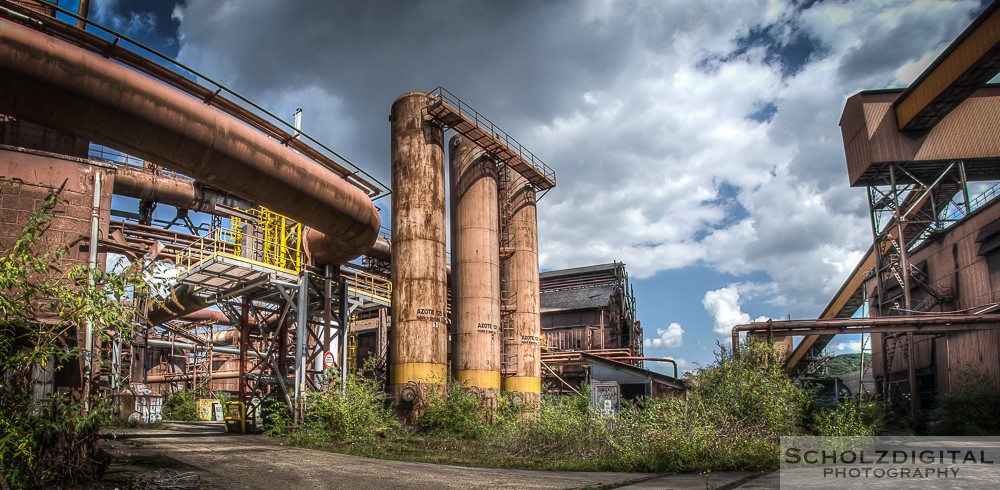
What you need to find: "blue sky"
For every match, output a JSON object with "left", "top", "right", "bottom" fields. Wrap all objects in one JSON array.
[{"left": 82, "top": 0, "right": 993, "bottom": 375}]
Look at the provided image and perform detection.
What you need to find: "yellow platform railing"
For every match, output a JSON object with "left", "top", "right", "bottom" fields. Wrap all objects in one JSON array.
[
  {"left": 342, "top": 267, "right": 392, "bottom": 304},
  {"left": 177, "top": 207, "right": 302, "bottom": 276}
]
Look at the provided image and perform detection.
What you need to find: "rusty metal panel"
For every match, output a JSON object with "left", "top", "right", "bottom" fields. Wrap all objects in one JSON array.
[
  {"left": 915, "top": 93, "right": 1000, "bottom": 161},
  {"left": 840, "top": 88, "right": 1000, "bottom": 187},
  {"left": 871, "top": 333, "right": 884, "bottom": 378},
  {"left": 895, "top": 3, "right": 1000, "bottom": 131},
  {"left": 936, "top": 335, "right": 950, "bottom": 394},
  {"left": 913, "top": 334, "right": 935, "bottom": 370},
  {"left": 904, "top": 198, "right": 1000, "bottom": 309},
  {"left": 945, "top": 329, "right": 1000, "bottom": 394}
]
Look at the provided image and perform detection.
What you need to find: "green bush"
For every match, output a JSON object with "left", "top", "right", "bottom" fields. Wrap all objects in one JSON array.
[
  {"left": 0, "top": 394, "right": 109, "bottom": 487},
  {"left": 295, "top": 369, "right": 398, "bottom": 443},
  {"left": 419, "top": 384, "right": 491, "bottom": 440},
  {"left": 495, "top": 392, "right": 609, "bottom": 469},
  {"left": 261, "top": 393, "right": 292, "bottom": 437},
  {"left": 934, "top": 367, "right": 1000, "bottom": 435},
  {"left": 162, "top": 389, "right": 199, "bottom": 421},
  {"left": 599, "top": 339, "right": 812, "bottom": 472},
  {"left": 810, "top": 399, "right": 884, "bottom": 437}
]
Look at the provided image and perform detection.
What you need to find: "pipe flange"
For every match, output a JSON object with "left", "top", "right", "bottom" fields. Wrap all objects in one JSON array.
[{"left": 399, "top": 380, "right": 422, "bottom": 404}]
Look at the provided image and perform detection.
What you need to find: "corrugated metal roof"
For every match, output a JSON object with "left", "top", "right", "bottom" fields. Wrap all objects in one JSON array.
[
  {"left": 540, "top": 283, "right": 616, "bottom": 312},
  {"left": 540, "top": 263, "right": 619, "bottom": 280}
]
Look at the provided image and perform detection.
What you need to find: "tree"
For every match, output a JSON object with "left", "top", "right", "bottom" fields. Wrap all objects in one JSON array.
[{"left": 0, "top": 188, "right": 144, "bottom": 487}]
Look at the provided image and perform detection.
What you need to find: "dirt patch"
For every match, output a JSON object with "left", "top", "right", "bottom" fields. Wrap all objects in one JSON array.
[{"left": 89, "top": 436, "right": 224, "bottom": 489}]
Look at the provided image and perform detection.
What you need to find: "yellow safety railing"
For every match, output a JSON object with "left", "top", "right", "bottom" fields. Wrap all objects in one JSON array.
[
  {"left": 223, "top": 401, "right": 247, "bottom": 433},
  {"left": 347, "top": 320, "right": 357, "bottom": 373},
  {"left": 177, "top": 207, "right": 302, "bottom": 276},
  {"left": 342, "top": 268, "right": 392, "bottom": 304}
]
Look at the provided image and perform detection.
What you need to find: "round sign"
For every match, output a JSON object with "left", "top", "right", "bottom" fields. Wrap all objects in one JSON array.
[{"left": 324, "top": 351, "right": 335, "bottom": 369}]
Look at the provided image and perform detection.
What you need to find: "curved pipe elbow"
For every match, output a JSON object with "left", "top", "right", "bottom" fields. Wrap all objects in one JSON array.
[{"left": 0, "top": 20, "right": 380, "bottom": 265}]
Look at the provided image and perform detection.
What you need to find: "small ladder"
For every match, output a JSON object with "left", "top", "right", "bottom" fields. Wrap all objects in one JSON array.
[{"left": 500, "top": 313, "right": 518, "bottom": 376}]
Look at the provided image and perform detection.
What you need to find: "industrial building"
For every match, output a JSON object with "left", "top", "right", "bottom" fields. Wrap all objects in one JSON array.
[
  {"left": 0, "top": 0, "right": 571, "bottom": 425},
  {"left": 533, "top": 262, "right": 683, "bottom": 397},
  {"left": 539, "top": 262, "right": 641, "bottom": 353},
  {"left": 735, "top": 3, "right": 1000, "bottom": 420}
]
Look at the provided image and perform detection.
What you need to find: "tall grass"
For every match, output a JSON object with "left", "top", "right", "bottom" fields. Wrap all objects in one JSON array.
[{"left": 278, "top": 339, "right": 882, "bottom": 471}]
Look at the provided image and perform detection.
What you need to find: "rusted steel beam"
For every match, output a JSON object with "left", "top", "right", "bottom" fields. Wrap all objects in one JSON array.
[
  {"left": 733, "top": 314, "right": 1000, "bottom": 352},
  {"left": 894, "top": 2, "right": 1000, "bottom": 132}
]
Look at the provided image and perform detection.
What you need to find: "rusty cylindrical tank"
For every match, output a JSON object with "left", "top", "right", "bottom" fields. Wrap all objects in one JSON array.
[
  {"left": 501, "top": 169, "right": 542, "bottom": 407},
  {"left": 449, "top": 135, "right": 501, "bottom": 393},
  {"left": 389, "top": 92, "right": 448, "bottom": 411}
]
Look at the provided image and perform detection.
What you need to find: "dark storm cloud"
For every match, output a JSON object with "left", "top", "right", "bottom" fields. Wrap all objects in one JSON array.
[{"left": 175, "top": 0, "right": 636, "bottom": 184}]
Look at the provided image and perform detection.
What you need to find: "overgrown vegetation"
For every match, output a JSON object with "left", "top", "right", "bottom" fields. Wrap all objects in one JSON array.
[
  {"left": 0, "top": 189, "right": 143, "bottom": 488},
  {"left": 276, "top": 339, "right": 883, "bottom": 472},
  {"left": 933, "top": 367, "right": 1000, "bottom": 435},
  {"left": 162, "top": 389, "right": 200, "bottom": 421},
  {"left": 287, "top": 368, "right": 399, "bottom": 444}
]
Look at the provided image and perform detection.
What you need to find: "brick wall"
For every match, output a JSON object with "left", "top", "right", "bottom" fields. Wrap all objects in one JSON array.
[{"left": 1, "top": 148, "right": 114, "bottom": 389}]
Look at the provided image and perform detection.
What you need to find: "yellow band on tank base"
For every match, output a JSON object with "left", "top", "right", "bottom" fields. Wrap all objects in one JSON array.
[
  {"left": 502, "top": 376, "right": 541, "bottom": 394},
  {"left": 454, "top": 370, "right": 501, "bottom": 390},
  {"left": 389, "top": 362, "right": 447, "bottom": 386}
]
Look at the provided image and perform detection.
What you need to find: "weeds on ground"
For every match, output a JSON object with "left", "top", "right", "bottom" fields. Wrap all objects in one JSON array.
[
  {"left": 288, "top": 367, "right": 399, "bottom": 445},
  {"left": 272, "top": 339, "right": 883, "bottom": 472}
]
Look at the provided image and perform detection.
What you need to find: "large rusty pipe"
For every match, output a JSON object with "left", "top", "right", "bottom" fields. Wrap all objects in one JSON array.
[
  {"left": 146, "top": 285, "right": 211, "bottom": 326},
  {"left": 211, "top": 329, "right": 240, "bottom": 346},
  {"left": 449, "top": 135, "right": 501, "bottom": 392},
  {"left": 177, "top": 309, "right": 273, "bottom": 328},
  {"left": 178, "top": 309, "right": 233, "bottom": 325},
  {"left": 501, "top": 170, "right": 542, "bottom": 407},
  {"left": 732, "top": 314, "right": 1000, "bottom": 352},
  {"left": 113, "top": 167, "right": 254, "bottom": 214},
  {"left": 146, "top": 338, "right": 265, "bottom": 358},
  {"left": 114, "top": 167, "right": 392, "bottom": 260},
  {"left": 0, "top": 19, "right": 379, "bottom": 265},
  {"left": 144, "top": 370, "right": 240, "bottom": 383},
  {"left": 389, "top": 92, "right": 448, "bottom": 409}
]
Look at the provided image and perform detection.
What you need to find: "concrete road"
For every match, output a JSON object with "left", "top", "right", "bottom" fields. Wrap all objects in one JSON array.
[{"left": 102, "top": 422, "right": 774, "bottom": 489}]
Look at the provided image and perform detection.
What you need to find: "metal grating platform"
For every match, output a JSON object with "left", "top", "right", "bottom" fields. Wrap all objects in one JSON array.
[
  {"left": 178, "top": 254, "right": 298, "bottom": 299},
  {"left": 427, "top": 87, "right": 556, "bottom": 190}
]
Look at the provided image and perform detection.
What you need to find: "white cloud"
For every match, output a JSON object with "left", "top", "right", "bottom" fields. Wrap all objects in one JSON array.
[
  {"left": 833, "top": 340, "right": 863, "bottom": 353},
  {"left": 702, "top": 286, "right": 751, "bottom": 336},
  {"left": 644, "top": 323, "right": 685, "bottom": 349},
  {"left": 91, "top": 0, "right": 159, "bottom": 37},
  {"left": 702, "top": 284, "right": 774, "bottom": 337}
]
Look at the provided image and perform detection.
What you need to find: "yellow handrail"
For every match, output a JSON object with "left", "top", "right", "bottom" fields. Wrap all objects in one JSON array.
[{"left": 177, "top": 207, "right": 302, "bottom": 276}]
